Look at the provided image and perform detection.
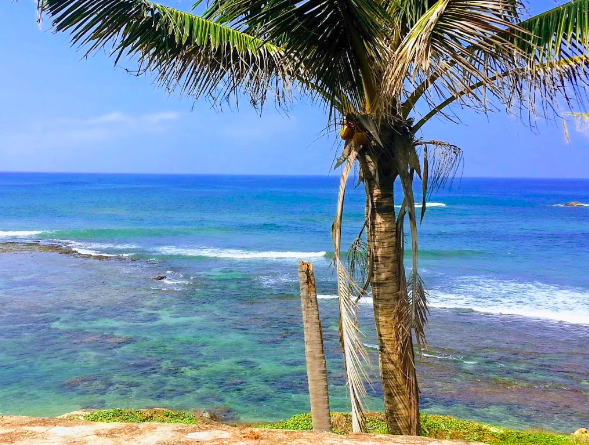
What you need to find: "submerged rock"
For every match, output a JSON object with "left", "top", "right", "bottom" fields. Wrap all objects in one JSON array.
[{"left": 205, "top": 406, "right": 240, "bottom": 422}]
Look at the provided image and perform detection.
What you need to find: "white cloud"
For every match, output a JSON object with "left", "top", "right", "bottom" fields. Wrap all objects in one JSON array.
[
  {"left": 2, "top": 111, "right": 181, "bottom": 152},
  {"left": 58, "top": 111, "right": 181, "bottom": 127}
]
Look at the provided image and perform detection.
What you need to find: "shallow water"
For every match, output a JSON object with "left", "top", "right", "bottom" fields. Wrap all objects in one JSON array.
[{"left": 0, "top": 173, "right": 588, "bottom": 432}]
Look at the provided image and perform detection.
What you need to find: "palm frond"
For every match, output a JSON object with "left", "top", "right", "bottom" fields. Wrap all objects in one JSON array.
[
  {"left": 564, "top": 111, "right": 589, "bottom": 139},
  {"left": 202, "top": 0, "right": 392, "bottom": 114},
  {"left": 332, "top": 148, "right": 370, "bottom": 433},
  {"left": 417, "top": 140, "right": 462, "bottom": 196},
  {"left": 378, "top": 0, "right": 526, "bottom": 115},
  {"left": 405, "top": 1, "right": 589, "bottom": 127},
  {"left": 514, "top": 0, "right": 589, "bottom": 65},
  {"left": 413, "top": 54, "right": 589, "bottom": 132},
  {"left": 347, "top": 225, "right": 369, "bottom": 288},
  {"left": 406, "top": 272, "right": 428, "bottom": 348},
  {"left": 37, "top": 0, "right": 291, "bottom": 108}
]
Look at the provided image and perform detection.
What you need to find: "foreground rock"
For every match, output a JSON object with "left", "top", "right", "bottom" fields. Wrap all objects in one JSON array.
[
  {"left": 0, "top": 415, "right": 483, "bottom": 445},
  {"left": 0, "top": 242, "right": 111, "bottom": 260}
]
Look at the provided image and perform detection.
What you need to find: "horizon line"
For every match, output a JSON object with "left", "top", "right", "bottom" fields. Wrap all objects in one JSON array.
[{"left": 1, "top": 171, "right": 589, "bottom": 180}]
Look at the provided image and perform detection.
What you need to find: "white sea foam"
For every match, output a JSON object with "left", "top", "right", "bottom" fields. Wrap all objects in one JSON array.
[
  {"left": 395, "top": 202, "right": 447, "bottom": 208},
  {"left": 162, "top": 278, "right": 190, "bottom": 285},
  {"left": 317, "top": 294, "right": 339, "bottom": 300},
  {"left": 156, "top": 246, "right": 327, "bottom": 260},
  {"left": 348, "top": 277, "right": 589, "bottom": 325},
  {"left": 317, "top": 294, "right": 376, "bottom": 304},
  {"left": 67, "top": 241, "right": 137, "bottom": 257},
  {"left": 0, "top": 230, "right": 45, "bottom": 238},
  {"left": 428, "top": 277, "right": 589, "bottom": 325},
  {"left": 422, "top": 352, "right": 478, "bottom": 365},
  {"left": 361, "top": 342, "right": 478, "bottom": 363},
  {"left": 258, "top": 275, "right": 298, "bottom": 287},
  {"left": 70, "top": 247, "right": 115, "bottom": 257}
]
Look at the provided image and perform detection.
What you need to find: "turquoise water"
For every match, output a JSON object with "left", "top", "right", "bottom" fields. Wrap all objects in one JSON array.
[{"left": 0, "top": 173, "right": 588, "bottom": 432}]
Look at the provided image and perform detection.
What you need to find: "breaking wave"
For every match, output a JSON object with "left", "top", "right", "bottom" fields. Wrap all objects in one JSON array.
[{"left": 156, "top": 246, "right": 327, "bottom": 260}]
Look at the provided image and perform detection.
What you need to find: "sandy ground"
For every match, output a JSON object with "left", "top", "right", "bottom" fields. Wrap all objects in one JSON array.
[{"left": 0, "top": 416, "right": 486, "bottom": 445}]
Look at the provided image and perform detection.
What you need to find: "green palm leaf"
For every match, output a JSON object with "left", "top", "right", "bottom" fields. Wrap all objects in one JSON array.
[
  {"left": 37, "top": 0, "right": 291, "bottom": 106},
  {"left": 515, "top": 0, "right": 589, "bottom": 63},
  {"left": 379, "top": 0, "right": 527, "bottom": 115},
  {"left": 202, "top": 0, "right": 392, "bottom": 112},
  {"left": 404, "top": 0, "right": 589, "bottom": 129}
]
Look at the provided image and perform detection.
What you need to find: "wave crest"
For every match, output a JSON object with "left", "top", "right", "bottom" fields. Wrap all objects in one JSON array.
[
  {"left": 0, "top": 230, "right": 45, "bottom": 238},
  {"left": 395, "top": 202, "right": 446, "bottom": 208},
  {"left": 156, "top": 246, "right": 327, "bottom": 260}
]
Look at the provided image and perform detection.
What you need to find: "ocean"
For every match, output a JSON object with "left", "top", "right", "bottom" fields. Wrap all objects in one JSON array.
[{"left": 0, "top": 173, "right": 588, "bottom": 432}]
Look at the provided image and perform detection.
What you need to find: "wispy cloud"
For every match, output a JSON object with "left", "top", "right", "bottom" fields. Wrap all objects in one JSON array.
[
  {"left": 63, "top": 111, "right": 181, "bottom": 126},
  {"left": 2, "top": 111, "right": 181, "bottom": 152}
]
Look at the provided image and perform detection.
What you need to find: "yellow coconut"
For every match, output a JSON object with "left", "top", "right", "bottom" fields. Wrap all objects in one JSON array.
[
  {"left": 353, "top": 131, "right": 369, "bottom": 146},
  {"left": 339, "top": 124, "right": 355, "bottom": 140}
]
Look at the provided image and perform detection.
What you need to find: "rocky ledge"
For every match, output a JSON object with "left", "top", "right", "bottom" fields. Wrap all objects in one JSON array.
[{"left": 0, "top": 415, "right": 482, "bottom": 445}]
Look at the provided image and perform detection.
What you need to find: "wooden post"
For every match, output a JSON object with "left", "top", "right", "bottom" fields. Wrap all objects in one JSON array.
[{"left": 298, "top": 261, "right": 332, "bottom": 432}]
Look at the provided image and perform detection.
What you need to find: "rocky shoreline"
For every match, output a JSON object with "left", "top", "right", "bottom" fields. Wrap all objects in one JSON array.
[
  {"left": 0, "top": 241, "right": 122, "bottom": 261},
  {"left": 1, "top": 410, "right": 587, "bottom": 445}
]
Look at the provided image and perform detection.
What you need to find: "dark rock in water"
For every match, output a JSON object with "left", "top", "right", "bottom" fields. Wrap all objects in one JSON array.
[
  {"left": 154, "top": 275, "right": 167, "bottom": 281},
  {"left": 61, "top": 376, "right": 97, "bottom": 389},
  {"left": 206, "top": 406, "right": 240, "bottom": 422},
  {"left": 61, "top": 376, "right": 113, "bottom": 395},
  {"left": 564, "top": 201, "right": 585, "bottom": 207},
  {"left": 199, "top": 411, "right": 214, "bottom": 420},
  {"left": 235, "top": 359, "right": 259, "bottom": 369},
  {"left": 72, "top": 332, "right": 133, "bottom": 347}
]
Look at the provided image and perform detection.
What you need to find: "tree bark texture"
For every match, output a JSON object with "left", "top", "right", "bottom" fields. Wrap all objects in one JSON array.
[
  {"left": 366, "top": 175, "right": 420, "bottom": 436},
  {"left": 298, "top": 261, "right": 332, "bottom": 432}
]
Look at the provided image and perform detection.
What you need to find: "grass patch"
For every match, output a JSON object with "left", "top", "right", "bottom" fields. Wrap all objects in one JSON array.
[
  {"left": 261, "top": 413, "right": 587, "bottom": 445},
  {"left": 83, "top": 409, "right": 198, "bottom": 425}
]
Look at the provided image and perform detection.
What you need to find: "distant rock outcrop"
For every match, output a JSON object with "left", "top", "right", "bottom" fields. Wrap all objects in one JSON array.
[
  {"left": 154, "top": 275, "right": 167, "bottom": 281},
  {"left": 564, "top": 201, "right": 585, "bottom": 207}
]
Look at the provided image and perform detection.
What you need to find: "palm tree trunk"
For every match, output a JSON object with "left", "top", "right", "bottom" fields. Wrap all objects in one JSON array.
[
  {"left": 298, "top": 261, "right": 332, "bottom": 432},
  {"left": 366, "top": 176, "right": 420, "bottom": 436}
]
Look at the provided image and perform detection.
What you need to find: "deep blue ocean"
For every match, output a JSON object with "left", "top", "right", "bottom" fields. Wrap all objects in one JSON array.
[{"left": 0, "top": 173, "right": 588, "bottom": 432}]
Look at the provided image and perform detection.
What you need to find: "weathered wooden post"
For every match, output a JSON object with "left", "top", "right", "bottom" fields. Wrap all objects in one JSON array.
[{"left": 298, "top": 261, "right": 332, "bottom": 432}]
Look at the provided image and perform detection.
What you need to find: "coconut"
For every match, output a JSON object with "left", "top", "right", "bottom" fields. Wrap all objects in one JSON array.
[
  {"left": 353, "top": 131, "right": 369, "bottom": 146},
  {"left": 340, "top": 124, "right": 355, "bottom": 140}
]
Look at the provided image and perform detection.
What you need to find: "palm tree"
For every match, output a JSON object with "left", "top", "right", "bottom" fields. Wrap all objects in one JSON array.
[{"left": 35, "top": 0, "right": 589, "bottom": 435}]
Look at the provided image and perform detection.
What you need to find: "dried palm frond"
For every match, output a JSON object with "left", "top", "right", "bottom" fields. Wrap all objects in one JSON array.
[
  {"left": 332, "top": 148, "right": 371, "bottom": 433},
  {"left": 416, "top": 140, "right": 463, "bottom": 221},
  {"left": 405, "top": 272, "right": 429, "bottom": 348},
  {"left": 347, "top": 223, "right": 369, "bottom": 288}
]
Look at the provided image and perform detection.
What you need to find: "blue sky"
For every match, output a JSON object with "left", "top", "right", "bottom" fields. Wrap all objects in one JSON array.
[{"left": 1, "top": 0, "right": 587, "bottom": 177}]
